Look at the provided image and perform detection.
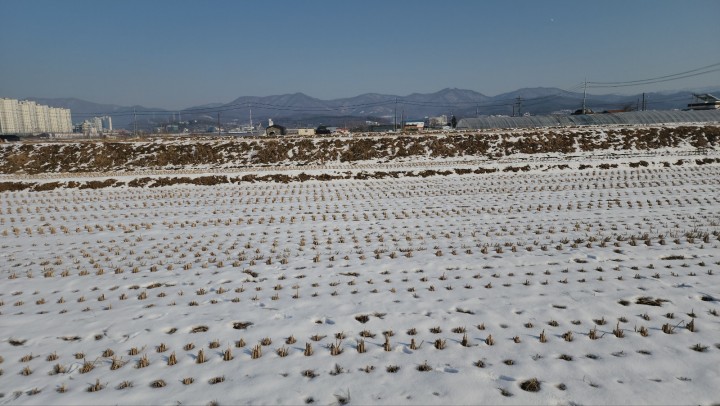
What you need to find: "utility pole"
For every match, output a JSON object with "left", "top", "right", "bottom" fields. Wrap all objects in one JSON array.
[
  {"left": 249, "top": 106, "right": 253, "bottom": 135},
  {"left": 642, "top": 93, "right": 646, "bottom": 111},
  {"left": 394, "top": 98, "right": 398, "bottom": 132},
  {"left": 476, "top": 104, "right": 479, "bottom": 118},
  {"left": 582, "top": 78, "right": 587, "bottom": 114},
  {"left": 133, "top": 107, "right": 137, "bottom": 137},
  {"left": 217, "top": 112, "right": 221, "bottom": 135},
  {"left": 516, "top": 97, "right": 523, "bottom": 117}
]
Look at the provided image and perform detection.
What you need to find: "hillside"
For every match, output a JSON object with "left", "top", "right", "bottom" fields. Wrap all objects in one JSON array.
[{"left": 25, "top": 87, "right": 720, "bottom": 130}]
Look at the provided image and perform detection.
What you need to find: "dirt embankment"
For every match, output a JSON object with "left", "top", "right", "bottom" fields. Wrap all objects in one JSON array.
[
  {"left": 1, "top": 126, "right": 718, "bottom": 175},
  {"left": 2, "top": 157, "right": 719, "bottom": 193}
]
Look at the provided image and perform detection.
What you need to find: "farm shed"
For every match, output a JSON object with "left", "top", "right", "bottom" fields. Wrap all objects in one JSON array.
[{"left": 265, "top": 124, "right": 287, "bottom": 136}]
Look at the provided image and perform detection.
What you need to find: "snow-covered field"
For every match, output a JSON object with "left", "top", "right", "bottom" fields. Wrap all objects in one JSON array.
[{"left": 1, "top": 161, "right": 720, "bottom": 405}]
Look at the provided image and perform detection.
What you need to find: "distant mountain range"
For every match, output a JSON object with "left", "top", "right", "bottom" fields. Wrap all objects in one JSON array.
[{"left": 28, "top": 87, "right": 720, "bottom": 130}]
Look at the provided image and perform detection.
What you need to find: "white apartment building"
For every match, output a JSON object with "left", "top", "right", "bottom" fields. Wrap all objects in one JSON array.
[
  {"left": 18, "top": 101, "right": 37, "bottom": 133},
  {"left": 60, "top": 109, "right": 72, "bottom": 133},
  {"left": 101, "top": 115, "right": 112, "bottom": 132},
  {"left": 48, "top": 107, "right": 71, "bottom": 133},
  {"left": 35, "top": 104, "right": 49, "bottom": 133},
  {"left": 0, "top": 98, "right": 20, "bottom": 134},
  {"left": 0, "top": 97, "right": 72, "bottom": 135},
  {"left": 74, "top": 115, "right": 111, "bottom": 136},
  {"left": 92, "top": 116, "right": 102, "bottom": 133}
]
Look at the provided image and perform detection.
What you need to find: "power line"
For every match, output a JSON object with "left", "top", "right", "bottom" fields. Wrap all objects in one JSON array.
[
  {"left": 588, "top": 68, "right": 720, "bottom": 89},
  {"left": 587, "top": 62, "right": 720, "bottom": 88}
]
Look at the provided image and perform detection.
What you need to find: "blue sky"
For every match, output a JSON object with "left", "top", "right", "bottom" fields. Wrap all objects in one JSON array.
[{"left": 1, "top": 0, "right": 719, "bottom": 109}]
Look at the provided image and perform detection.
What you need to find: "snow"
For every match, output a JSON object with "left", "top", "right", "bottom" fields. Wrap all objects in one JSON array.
[{"left": 1, "top": 158, "right": 720, "bottom": 405}]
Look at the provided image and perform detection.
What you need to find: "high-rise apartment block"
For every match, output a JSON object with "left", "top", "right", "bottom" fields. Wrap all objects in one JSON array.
[
  {"left": 73, "top": 115, "right": 112, "bottom": 136},
  {"left": 0, "top": 98, "right": 21, "bottom": 134},
  {"left": 0, "top": 98, "right": 73, "bottom": 135},
  {"left": 101, "top": 116, "right": 112, "bottom": 132}
]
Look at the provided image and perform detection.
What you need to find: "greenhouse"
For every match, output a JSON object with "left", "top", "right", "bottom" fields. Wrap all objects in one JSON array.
[{"left": 457, "top": 109, "right": 720, "bottom": 130}]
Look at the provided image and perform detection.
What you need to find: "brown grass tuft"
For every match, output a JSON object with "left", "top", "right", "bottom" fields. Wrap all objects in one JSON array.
[
  {"left": 208, "top": 376, "right": 225, "bottom": 385},
  {"left": 588, "top": 327, "right": 599, "bottom": 340},
  {"left": 251, "top": 344, "right": 262, "bottom": 359},
  {"left": 357, "top": 339, "right": 366, "bottom": 353},
  {"left": 167, "top": 351, "right": 177, "bottom": 366},
  {"left": 686, "top": 319, "right": 696, "bottom": 332},
  {"left": 80, "top": 359, "right": 96, "bottom": 374},
  {"left": 613, "top": 322, "right": 624, "bottom": 338},
  {"left": 636, "top": 296, "right": 668, "bottom": 306},
  {"left": 275, "top": 346, "right": 289, "bottom": 357},
  {"left": 691, "top": 343, "right": 709, "bottom": 352},
  {"left": 51, "top": 363, "right": 66, "bottom": 374},
  {"left": 520, "top": 378, "right": 541, "bottom": 392},
  {"left": 136, "top": 354, "right": 150, "bottom": 368},
  {"left": 417, "top": 361, "right": 432, "bottom": 371},
  {"left": 331, "top": 340, "right": 344, "bottom": 355},
  {"left": 222, "top": 347, "right": 233, "bottom": 361},
  {"left": 355, "top": 314, "right": 370, "bottom": 323},
  {"left": 196, "top": 349, "right": 206, "bottom": 364},
  {"left": 116, "top": 380, "right": 132, "bottom": 390},
  {"left": 110, "top": 356, "right": 124, "bottom": 370},
  {"left": 87, "top": 379, "right": 104, "bottom": 392},
  {"left": 232, "top": 321, "right": 253, "bottom": 330}
]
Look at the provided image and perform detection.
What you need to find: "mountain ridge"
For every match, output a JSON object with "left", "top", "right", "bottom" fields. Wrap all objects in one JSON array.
[{"left": 24, "top": 86, "right": 719, "bottom": 130}]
